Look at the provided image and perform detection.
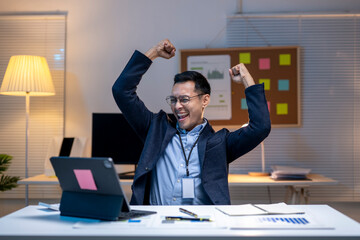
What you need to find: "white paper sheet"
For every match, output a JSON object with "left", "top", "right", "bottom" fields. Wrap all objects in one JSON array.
[
  {"left": 187, "top": 55, "right": 232, "bottom": 120},
  {"left": 216, "top": 204, "right": 265, "bottom": 216},
  {"left": 216, "top": 202, "right": 304, "bottom": 216}
]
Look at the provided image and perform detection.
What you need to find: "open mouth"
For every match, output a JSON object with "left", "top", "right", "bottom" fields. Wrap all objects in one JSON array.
[{"left": 177, "top": 113, "right": 189, "bottom": 122}]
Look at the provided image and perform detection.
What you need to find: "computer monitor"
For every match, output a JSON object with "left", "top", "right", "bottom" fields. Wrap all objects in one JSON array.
[
  {"left": 91, "top": 113, "right": 176, "bottom": 178},
  {"left": 92, "top": 113, "right": 143, "bottom": 165}
]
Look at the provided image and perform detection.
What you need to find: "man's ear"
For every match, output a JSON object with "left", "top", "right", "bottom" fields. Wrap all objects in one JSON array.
[{"left": 202, "top": 94, "right": 210, "bottom": 108}]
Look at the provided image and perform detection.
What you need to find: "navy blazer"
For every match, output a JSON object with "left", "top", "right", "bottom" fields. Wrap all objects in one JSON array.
[{"left": 112, "top": 50, "right": 271, "bottom": 205}]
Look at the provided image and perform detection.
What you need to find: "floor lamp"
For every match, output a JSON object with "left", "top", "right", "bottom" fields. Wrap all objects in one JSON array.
[
  {"left": 0, "top": 55, "right": 55, "bottom": 206},
  {"left": 241, "top": 123, "right": 269, "bottom": 176}
]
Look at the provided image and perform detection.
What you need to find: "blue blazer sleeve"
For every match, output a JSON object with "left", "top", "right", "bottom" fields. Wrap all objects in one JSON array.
[
  {"left": 112, "top": 50, "right": 155, "bottom": 142},
  {"left": 226, "top": 83, "right": 271, "bottom": 161}
]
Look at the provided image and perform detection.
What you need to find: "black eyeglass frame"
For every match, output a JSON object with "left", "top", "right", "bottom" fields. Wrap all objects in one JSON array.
[{"left": 166, "top": 94, "right": 204, "bottom": 106}]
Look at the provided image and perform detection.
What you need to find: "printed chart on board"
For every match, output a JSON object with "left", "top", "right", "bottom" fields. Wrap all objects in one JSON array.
[{"left": 187, "top": 55, "right": 231, "bottom": 120}]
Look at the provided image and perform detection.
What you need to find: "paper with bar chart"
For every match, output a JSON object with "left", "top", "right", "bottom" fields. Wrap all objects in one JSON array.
[
  {"left": 187, "top": 55, "right": 231, "bottom": 120},
  {"left": 229, "top": 214, "right": 334, "bottom": 230}
]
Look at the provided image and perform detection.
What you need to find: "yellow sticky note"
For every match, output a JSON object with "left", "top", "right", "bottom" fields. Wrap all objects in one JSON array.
[
  {"left": 259, "top": 79, "right": 270, "bottom": 90},
  {"left": 279, "top": 54, "right": 291, "bottom": 65},
  {"left": 239, "top": 53, "right": 251, "bottom": 64},
  {"left": 277, "top": 103, "right": 288, "bottom": 115}
]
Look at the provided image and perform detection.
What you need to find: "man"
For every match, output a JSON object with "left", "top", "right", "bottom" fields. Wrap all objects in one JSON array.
[{"left": 112, "top": 39, "right": 271, "bottom": 205}]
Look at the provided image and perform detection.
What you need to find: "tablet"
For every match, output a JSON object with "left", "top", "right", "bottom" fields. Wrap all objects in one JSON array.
[{"left": 50, "top": 156, "right": 156, "bottom": 220}]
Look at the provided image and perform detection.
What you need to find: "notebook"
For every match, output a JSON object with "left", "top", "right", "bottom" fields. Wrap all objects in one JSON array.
[{"left": 50, "top": 156, "right": 156, "bottom": 221}]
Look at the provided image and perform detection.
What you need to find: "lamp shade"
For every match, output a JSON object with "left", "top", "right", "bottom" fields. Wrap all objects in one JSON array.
[{"left": 0, "top": 55, "right": 55, "bottom": 96}]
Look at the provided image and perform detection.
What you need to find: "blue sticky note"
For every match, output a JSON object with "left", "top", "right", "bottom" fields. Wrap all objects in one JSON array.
[
  {"left": 278, "top": 79, "right": 289, "bottom": 91},
  {"left": 241, "top": 98, "right": 248, "bottom": 109},
  {"left": 128, "top": 219, "right": 141, "bottom": 223}
]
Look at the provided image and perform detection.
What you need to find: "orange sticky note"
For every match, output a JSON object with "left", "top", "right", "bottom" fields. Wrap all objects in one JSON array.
[{"left": 73, "top": 169, "right": 97, "bottom": 190}]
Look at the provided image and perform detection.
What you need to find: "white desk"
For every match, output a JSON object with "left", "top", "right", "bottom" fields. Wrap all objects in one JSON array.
[
  {"left": 0, "top": 205, "right": 359, "bottom": 239},
  {"left": 228, "top": 174, "right": 338, "bottom": 204},
  {"left": 18, "top": 173, "right": 337, "bottom": 204}
]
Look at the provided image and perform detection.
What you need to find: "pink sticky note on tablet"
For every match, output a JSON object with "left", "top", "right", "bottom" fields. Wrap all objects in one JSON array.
[{"left": 73, "top": 169, "right": 97, "bottom": 190}]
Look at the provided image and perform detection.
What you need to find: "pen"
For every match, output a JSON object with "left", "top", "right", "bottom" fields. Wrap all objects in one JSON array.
[
  {"left": 165, "top": 216, "right": 212, "bottom": 222},
  {"left": 38, "top": 202, "right": 59, "bottom": 211},
  {"left": 179, "top": 207, "right": 198, "bottom": 218}
]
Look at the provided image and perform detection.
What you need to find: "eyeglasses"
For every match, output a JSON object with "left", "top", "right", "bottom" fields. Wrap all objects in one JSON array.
[{"left": 166, "top": 94, "right": 204, "bottom": 106}]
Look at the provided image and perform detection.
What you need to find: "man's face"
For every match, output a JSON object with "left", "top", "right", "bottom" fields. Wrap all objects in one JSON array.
[{"left": 170, "top": 81, "right": 209, "bottom": 131}]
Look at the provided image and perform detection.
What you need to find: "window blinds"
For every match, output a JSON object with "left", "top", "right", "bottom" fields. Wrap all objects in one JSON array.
[
  {"left": 0, "top": 14, "right": 66, "bottom": 199},
  {"left": 227, "top": 14, "right": 360, "bottom": 202}
]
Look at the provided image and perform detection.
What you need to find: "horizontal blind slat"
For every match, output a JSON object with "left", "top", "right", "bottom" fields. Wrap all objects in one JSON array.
[
  {"left": 0, "top": 15, "right": 65, "bottom": 199},
  {"left": 227, "top": 14, "right": 359, "bottom": 202}
]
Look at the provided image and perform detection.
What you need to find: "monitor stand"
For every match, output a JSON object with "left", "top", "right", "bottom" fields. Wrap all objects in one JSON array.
[
  {"left": 117, "top": 164, "right": 137, "bottom": 179},
  {"left": 118, "top": 172, "right": 135, "bottom": 179},
  {"left": 118, "top": 169, "right": 136, "bottom": 179}
]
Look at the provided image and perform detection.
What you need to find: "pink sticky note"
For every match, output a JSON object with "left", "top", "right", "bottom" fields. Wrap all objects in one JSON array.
[
  {"left": 73, "top": 169, "right": 97, "bottom": 191},
  {"left": 259, "top": 58, "right": 270, "bottom": 70},
  {"left": 267, "top": 101, "right": 271, "bottom": 112}
]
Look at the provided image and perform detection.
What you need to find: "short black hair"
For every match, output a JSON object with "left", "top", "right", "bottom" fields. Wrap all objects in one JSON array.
[{"left": 174, "top": 71, "right": 211, "bottom": 95}]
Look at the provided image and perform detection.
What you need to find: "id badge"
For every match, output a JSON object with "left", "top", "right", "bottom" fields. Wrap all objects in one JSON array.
[{"left": 182, "top": 178, "right": 195, "bottom": 199}]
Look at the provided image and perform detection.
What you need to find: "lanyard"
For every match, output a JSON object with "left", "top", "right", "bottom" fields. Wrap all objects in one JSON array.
[{"left": 178, "top": 133, "right": 201, "bottom": 177}]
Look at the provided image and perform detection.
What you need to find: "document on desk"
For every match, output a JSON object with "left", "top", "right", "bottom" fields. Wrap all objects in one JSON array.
[
  {"left": 228, "top": 214, "right": 334, "bottom": 230},
  {"left": 216, "top": 202, "right": 304, "bottom": 216}
]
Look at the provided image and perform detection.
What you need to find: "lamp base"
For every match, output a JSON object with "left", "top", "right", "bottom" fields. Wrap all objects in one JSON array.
[{"left": 248, "top": 172, "right": 270, "bottom": 176}]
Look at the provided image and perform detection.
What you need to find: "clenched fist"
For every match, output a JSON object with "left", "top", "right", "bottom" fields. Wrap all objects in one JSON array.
[{"left": 145, "top": 39, "right": 176, "bottom": 61}]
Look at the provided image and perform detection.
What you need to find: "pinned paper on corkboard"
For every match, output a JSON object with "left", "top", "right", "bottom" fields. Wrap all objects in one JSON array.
[{"left": 180, "top": 46, "right": 300, "bottom": 128}]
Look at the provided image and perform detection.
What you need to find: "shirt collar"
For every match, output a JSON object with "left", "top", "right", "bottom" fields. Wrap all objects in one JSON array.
[{"left": 176, "top": 118, "right": 207, "bottom": 135}]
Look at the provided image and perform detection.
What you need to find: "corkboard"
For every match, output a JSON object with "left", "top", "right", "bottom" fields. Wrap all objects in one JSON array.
[{"left": 180, "top": 46, "right": 300, "bottom": 128}]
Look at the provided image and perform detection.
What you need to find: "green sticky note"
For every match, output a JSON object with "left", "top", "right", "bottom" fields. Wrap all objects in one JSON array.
[
  {"left": 259, "top": 79, "right": 270, "bottom": 90},
  {"left": 239, "top": 53, "right": 251, "bottom": 64},
  {"left": 276, "top": 103, "right": 288, "bottom": 115},
  {"left": 241, "top": 98, "right": 248, "bottom": 109},
  {"left": 279, "top": 54, "right": 291, "bottom": 65}
]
